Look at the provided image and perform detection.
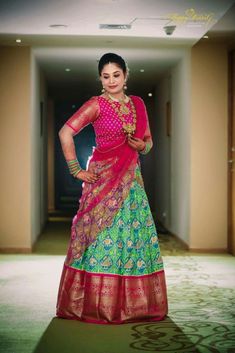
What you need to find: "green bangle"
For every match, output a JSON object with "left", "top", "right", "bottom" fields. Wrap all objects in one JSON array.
[
  {"left": 67, "top": 159, "right": 78, "bottom": 165},
  {"left": 73, "top": 168, "right": 82, "bottom": 177},
  {"left": 67, "top": 158, "right": 82, "bottom": 177},
  {"left": 139, "top": 142, "right": 151, "bottom": 155}
]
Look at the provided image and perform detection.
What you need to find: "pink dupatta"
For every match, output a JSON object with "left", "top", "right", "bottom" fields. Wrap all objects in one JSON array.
[{"left": 65, "top": 96, "right": 148, "bottom": 265}]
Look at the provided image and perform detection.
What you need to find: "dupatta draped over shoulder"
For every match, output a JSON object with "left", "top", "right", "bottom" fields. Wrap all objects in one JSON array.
[{"left": 64, "top": 95, "right": 150, "bottom": 266}]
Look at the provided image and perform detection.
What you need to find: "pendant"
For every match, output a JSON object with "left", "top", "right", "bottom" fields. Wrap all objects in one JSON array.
[
  {"left": 120, "top": 104, "right": 129, "bottom": 115},
  {"left": 123, "top": 123, "right": 135, "bottom": 135}
]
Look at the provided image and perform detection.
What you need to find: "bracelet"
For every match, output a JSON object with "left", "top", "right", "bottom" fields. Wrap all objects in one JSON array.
[
  {"left": 67, "top": 159, "right": 82, "bottom": 177},
  {"left": 139, "top": 142, "right": 151, "bottom": 155}
]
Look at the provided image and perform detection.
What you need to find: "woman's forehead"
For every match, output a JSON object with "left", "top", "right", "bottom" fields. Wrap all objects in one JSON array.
[{"left": 101, "top": 62, "right": 122, "bottom": 74}]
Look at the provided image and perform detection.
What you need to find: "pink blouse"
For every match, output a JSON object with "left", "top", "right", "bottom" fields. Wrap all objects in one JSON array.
[{"left": 65, "top": 95, "right": 152, "bottom": 151}]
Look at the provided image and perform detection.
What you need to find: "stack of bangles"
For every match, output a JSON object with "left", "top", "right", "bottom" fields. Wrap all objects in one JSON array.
[
  {"left": 139, "top": 142, "right": 151, "bottom": 155},
  {"left": 67, "top": 159, "right": 83, "bottom": 177}
]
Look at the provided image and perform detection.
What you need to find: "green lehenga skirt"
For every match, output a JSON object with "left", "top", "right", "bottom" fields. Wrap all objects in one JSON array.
[{"left": 56, "top": 166, "right": 168, "bottom": 324}]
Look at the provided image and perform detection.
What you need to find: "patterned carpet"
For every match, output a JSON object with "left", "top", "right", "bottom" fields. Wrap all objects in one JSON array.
[{"left": 0, "top": 221, "right": 234, "bottom": 353}]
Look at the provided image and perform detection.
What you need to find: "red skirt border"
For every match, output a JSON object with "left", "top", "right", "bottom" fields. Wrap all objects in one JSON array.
[{"left": 56, "top": 264, "right": 168, "bottom": 324}]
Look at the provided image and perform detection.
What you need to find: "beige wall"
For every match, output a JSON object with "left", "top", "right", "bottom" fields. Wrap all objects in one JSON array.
[
  {"left": 232, "top": 52, "right": 235, "bottom": 254},
  {"left": 0, "top": 47, "right": 48, "bottom": 251},
  {"left": 190, "top": 42, "right": 228, "bottom": 250},
  {"left": 0, "top": 46, "right": 31, "bottom": 250}
]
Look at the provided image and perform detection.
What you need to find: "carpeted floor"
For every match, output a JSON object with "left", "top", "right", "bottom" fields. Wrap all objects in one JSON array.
[{"left": 0, "top": 221, "right": 235, "bottom": 353}]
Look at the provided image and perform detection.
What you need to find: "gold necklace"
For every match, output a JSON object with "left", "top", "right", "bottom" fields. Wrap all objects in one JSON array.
[
  {"left": 108, "top": 93, "right": 129, "bottom": 103},
  {"left": 108, "top": 94, "right": 130, "bottom": 115},
  {"left": 106, "top": 94, "right": 137, "bottom": 137}
]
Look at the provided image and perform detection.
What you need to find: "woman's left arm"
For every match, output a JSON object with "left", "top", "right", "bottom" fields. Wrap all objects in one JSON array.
[
  {"left": 127, "top": 104, "right": 153, "bottom": 154},
  {"left": 139, "top": 118, "right": 153, "bottom": 154}
]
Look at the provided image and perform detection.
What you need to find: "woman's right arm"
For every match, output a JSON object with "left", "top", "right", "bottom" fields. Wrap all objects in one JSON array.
[{"left": 58, "top": 96, "right": 100, "bottom": 183}]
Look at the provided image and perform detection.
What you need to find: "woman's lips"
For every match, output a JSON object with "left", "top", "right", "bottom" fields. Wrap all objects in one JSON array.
[{"left": 108, "top": 85, "right": 118, "bottom": 89}]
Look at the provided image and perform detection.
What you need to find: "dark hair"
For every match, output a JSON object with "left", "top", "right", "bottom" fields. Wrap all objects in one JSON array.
[{"left": 98, "top": 53, "right": 127, "bottom": 76}]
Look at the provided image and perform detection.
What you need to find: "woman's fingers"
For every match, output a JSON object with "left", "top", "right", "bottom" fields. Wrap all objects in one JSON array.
[
  {"left": 76, "top": 170, "right": 100, "bottom": 183},
  {"left": 127, "top": 139, "right": 138, "bottom": 149},
  {"left": 128, "top": 143, "right": 137, "bottom": 150},
  {"left": 128, "top": 137, "right": 145, "bottom": 151},
  {"left": 86, "top": 171, "right": 100, "bottom": 183},
  {"left": 87, "top": 171, "right": 100, "bottom": 183},
  {"left": 88, "top": 176, "right": 98, "bottom": 183},
  {"left": 128, "top": 137, "right": 136, "bottom": 144},
  {"left": 129, "top": 136, "right": 140, "bottom": 142}
]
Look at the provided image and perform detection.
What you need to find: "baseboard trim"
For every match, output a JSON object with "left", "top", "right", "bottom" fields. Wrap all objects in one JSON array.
[
  {"left": 0, "top": 247, "right": 32, "bottom": 254},
  {"left": 187, "top": 248, "right": 228, "bottom": 253}
]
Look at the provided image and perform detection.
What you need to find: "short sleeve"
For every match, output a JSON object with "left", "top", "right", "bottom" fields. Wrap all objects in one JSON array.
[{"left": 65, "top": 96, "right": 100, "bottom": 135}]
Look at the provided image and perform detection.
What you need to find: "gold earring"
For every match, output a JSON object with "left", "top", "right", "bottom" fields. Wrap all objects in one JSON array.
[
  {"left": 101, "top": 87, "right": 105, "bottom": 93},
  {"left": 124, "top": 82, "right": 127, "bottom": 90}
]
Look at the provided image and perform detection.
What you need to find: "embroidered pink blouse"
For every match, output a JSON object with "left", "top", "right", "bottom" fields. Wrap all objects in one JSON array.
[{"left": 65, "top": 95, "right": 153, "bottom": 151}]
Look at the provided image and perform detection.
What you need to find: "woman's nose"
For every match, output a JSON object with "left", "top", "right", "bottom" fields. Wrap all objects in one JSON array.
[{"left": 109, "top": 76, "right": 114, "bottom": 84}]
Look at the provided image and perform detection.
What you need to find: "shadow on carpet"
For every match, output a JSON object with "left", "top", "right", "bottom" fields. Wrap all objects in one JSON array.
[{"left": 33, "top": 316, "right": 202, "bottom": 353}]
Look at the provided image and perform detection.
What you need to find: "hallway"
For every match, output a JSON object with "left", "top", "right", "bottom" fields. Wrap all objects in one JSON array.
[
  {"left": 0, "top": 223, "right": 235, "bottom": 353},
  {"left": 1, "top": 1, "right": 235, "bottom": 352},
  {"left": 1, "top": 1, "right": 234, "bottom": 255}
]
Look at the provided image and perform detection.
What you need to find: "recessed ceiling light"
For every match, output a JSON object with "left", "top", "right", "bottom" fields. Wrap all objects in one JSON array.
[
  {"left": 65, "top": 68, "right": 71, "bottom": 72},
  {"left": 148, "top": 93, "right": 153, "bottom": 97},
  {"left": 203, "top": 35, "right": 209, "bottom": 39},
  {"left": 140, "top": 69, "right": 145, "bottom": 73},
  {"left": 49, "top": 24, "right": 68, "bottom": 28},
  {"left": 16, "top": 38, "right": 21, "bottom": 43}
]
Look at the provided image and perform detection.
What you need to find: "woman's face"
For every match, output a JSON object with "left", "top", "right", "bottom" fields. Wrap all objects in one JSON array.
[{"left": 100, "top": 62, "right": 126, "bottom": 96}]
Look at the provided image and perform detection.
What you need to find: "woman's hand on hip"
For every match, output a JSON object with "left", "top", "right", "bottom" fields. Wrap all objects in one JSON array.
[
  {"left": 76, "top": 170, "right": 100, "bottom": 183},
  {"left": 127, "top": 136, "right": 145, "bottom": 151}
]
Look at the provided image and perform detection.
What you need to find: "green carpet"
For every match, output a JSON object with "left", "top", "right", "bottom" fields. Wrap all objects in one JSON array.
[{"left": 0, "top": 221, "right": 235, "bottom": 353}]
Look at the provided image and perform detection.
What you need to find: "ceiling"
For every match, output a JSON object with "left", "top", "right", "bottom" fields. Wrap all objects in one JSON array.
[{"left": 0, "top": 0, "right": 235, "bottom": 99}]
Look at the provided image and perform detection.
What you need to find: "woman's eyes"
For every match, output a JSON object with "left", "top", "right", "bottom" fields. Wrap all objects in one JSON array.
[{"left": 103, "top": 74, "right": 120, "bottom": 79}]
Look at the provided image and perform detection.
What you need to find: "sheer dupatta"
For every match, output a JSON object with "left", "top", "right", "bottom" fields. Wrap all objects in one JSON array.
[{"left": 65, "top": 95, "right": 149, "bottom": 266}]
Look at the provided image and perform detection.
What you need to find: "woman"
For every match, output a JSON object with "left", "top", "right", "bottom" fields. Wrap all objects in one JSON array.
[{"left": 56, "top": 53, "right": 168, "bottom": 324}]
